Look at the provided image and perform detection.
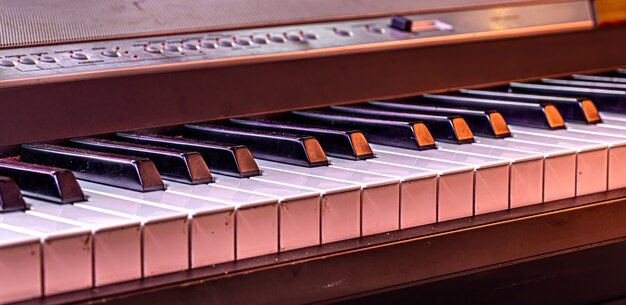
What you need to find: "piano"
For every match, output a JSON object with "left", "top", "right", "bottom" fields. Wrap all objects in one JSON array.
[{"left": 0, "top": 0, "right": 625, "bottom": 304}]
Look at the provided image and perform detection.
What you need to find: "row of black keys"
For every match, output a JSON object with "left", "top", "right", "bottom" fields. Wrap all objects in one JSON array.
[{"left": 0, "top": 71, "right": 624, "bottom": 213}]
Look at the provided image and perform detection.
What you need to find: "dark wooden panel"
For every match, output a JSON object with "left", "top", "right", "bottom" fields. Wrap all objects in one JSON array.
[{"left": 0, "top": 26, "right": 625, "bottom": 153}]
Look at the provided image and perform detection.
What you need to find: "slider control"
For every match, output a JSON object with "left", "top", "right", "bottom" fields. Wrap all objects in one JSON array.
[{"left": 390, "top": 16, "right": 453, "bottom": 32}]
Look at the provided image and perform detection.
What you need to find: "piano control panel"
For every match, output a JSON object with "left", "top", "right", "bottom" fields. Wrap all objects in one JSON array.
[{"left": 0, "top": 0, "right": 593, "bottom": 86}]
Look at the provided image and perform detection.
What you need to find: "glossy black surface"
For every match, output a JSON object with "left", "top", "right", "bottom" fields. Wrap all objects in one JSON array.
[
  {"left": 20, "top": 144, "right": 165, "bottom": 192},
  {"left": 116, "top": 132, "right": 260, "bottom": 178},
  {"left": 330, "top": 105, "right": 475, "bottom": 144},
  {"left": 291, "top": 110, "right": 437, "bottom": 150},
  {"left": 572, "top": 74, "right": 626, "bottom": 84},
  {"left": 509, "top": 82, "right": 626, "bottom": 113},
  {"left": 229, "top": 118, "right": 374, "bottom": 160},
  {"left": 368, "top": 100, "right": 510, "bottom": 138},
  {"left": 418, "top": 94, "right": 565, "bottom": 129},
  {"left": 542, "top": 79, "right": 626, "bottom": 90},
  {"left": 0, "top": 176, "right": 26, "bottom": 213},
  {"left": 184, "top": 124, "right": 329, "bottom": 167},
  {"left": 459, "top": 88, "right": 601, "bottom": 124},
  {"left": 69, "top": 138, "right": 214, "bottom": 185},
  {"left": 0, "top": 160, "right": 85, "bottom": 203}
]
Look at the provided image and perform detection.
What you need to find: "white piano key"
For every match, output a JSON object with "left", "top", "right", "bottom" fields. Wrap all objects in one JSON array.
[
  {"left": 163, "top": 181, "right": 278, "bottom": 260},
  {"left": 74, "top": 191, "right": 190, "bottom": 276},
  {"left": 365, "top": 151, "right": 474, "bottom": 222},
  {"left": 599, "top": 112, "right": 626, "bottom": 122},
  {"left": 211, "top": 175, "right": 321, "bottom": 251},
  {"left": 328, "top": 158, "right": 438, "bottom": 229},
  {"left": 373, "top": 144, "right": 514, "bottom": 212},
  {"left": 475, "top": 137, "right": 577, "bottom": 202},
  {"left": 251, "top": 168, "right": 361, "bottom": 244},
  {"left": 508, "top": 126, "right": 610, "bottom": 195},
  {"left": 0, "top": 212, "right": 92, "bottom": 296},
  {"left": 0, "top": 228, "right": 41, "bottom": 303},
  {"left": 26, "top": 199, "right": 142, "bottom": 287},
  {"left": 80, "top": 181, "right": 238, "bottom": 267},
  {"left": 257, "top": 160, "right": 401, "bottom": 237},
  {"left": 436, "top": 143, "right": 545, "bottom": 208},
  {"left": 596, "top": 118, "right": 626, "bottom": 129}
]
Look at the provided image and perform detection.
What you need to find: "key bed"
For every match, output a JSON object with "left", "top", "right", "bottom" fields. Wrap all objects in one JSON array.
[{"left": 4, "top": 68, "right": 626, "bottom": 304}]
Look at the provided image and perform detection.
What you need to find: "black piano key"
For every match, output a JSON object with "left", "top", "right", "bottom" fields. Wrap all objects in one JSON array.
[
  {"left": 509, "top": 82, "right": 626, "bottom": 113},
  {"left": 418, "top": 94, "right": 566, "bottom": 130},
  {"left": 184, "top": 124, "right": 329, "bottom": 167},
  {"left": 290, "top": 110, "right": 436, "bottom": 150},
  {"left": 229, "top": 118, "right": 374, "bottom": 160},
  {"left": 69, "top": 138, "right": 214, "bottom": 185},
  {"left": 20, "top": 144, "right": 165, "bottom": 192},
  {"left": 542, "top": 78, "right": 626, "bottom": 91},
  {"left": 0, "top": 160, "right": 85, "bottom": 203},
  {"left": 572, "top": 74, "right": 626, "bottom": 84},
  {"left": 368, "top": 100, "right": 511, "bottom": 138},
  {"left": 459, "top": 89, "right": 601, "bottom": 124},
  {"left": 116, "top": 132, "right": 260, "bottom": 178},
  {"left": 330, "top": 105, "right": 475, "bottom": 144},
  {"left": 0, "top": 176, "right": 27, "bottom": 213}
]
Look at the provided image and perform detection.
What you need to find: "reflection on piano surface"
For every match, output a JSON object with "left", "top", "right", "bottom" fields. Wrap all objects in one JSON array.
[{"left": 0, "top": 0, "right": 625, "bottom": 304}]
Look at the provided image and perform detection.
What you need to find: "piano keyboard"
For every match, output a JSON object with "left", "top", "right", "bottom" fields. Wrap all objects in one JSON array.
[{"left": 2, "top": 69, "right": 626, "bottom": 303}]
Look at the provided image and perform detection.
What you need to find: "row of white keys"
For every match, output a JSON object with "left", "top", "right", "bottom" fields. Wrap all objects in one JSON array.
[
  {"left": 511, "top": 124, "right": 626, "bottom": 190},
  {"left": 80, "top": 181, "right": 242, "bottom": 266},
  {"left": 0, "top": 227, "right": 41, "bottom": 303},
  {"left": 0, "top": 211, "right": 92, "bottom": 296},
  {"left": 74, "top": 188, "right": 192, "bottom": 276},
  {"left": 26, "top": 198, "right": 142, "bottom": 287},
  {"left": 373, "top": 144, "right": 520, "bottom": 213},
  {"left": 475, "top": 136, "right": 577, "bottom": 202},
  {"left": 508, "top": 126, "right": 614, "bottom": 195},
  {"left": 210, "top": 175, "right": 321, "bottom": 252},
  {"left": 435, "top": 142, "right": 546, "bottom": 207},
  {"left": 562, "top": 121, "right": 626, "bottom": 190},
  {"left": 250, "top": 168, "right": 362, "bottom": 243},
  {"left": 256, "top": 159, "right": 402, "bottom": 236},
  {"left": 162, "top": 181, "right": 277, "bottom": 260},
  {"left": 327, "top": 158, "right": 438, "bottom": 228},
  {"left": 366, "top": 150, "right": 474, "bottom": 221}
]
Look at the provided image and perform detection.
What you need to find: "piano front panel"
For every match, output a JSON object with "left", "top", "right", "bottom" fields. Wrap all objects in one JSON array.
[{"left": 1, "top": 1, "right": 626, "bottom": 304}]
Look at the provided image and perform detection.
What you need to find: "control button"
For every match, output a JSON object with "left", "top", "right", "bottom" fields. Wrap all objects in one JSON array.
[
  {"left": 236, "top": 38, "right": 252, "bottom": 46},
  {"left": 366, "top": 26, "right": 386, "bottom": 34},
  {"left": 183, "top": 43, "right": 200, "bottom": 51},
  {"left": 269, "top": 35, "right": 286, "bottom": 43},
  {"left": 201, "top": 41, "right": 218, "bottom": 49},
  {"left": 286, "top": 33, "right": 303, "bottom": 42},
  {"left": 303, "top": 32, "right": 319, "bottom": 40},
  {"left": 144, "top": 46, "right": 163, "bottom": 54},
  {"left": 164, "top": 45, "right": 181, "bottom": 52},
  {"left": 334, "top": 28, "right": 353, "bottom": 37},
  {"left": 219, "top": 40, "right": 235, "bottom": 47},
  {"left": 70, "top": 53, "right": 89, "bottom": 60},
  {"left": 18, "top": 57, "right": 37, "bottom": 65},
  {"left": 101, "top": 50, "right": 121, "bottom": 58},
  {"left": 0, "top": 60, "right": 15, "bottom": 67},
  {"left": 253, "top": 36, "right": 269, "bottom": 44},
  {"left": 39, "top": 56, "right": 57, "bottom": 63}
]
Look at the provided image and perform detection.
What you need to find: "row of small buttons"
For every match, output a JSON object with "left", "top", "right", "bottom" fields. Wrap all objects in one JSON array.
[
  {"left": 0, "top": 52, "right": 92, "bottom": 67},
  {"left": 142, "top": 32, "right": 320, "bottom": 54}
]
